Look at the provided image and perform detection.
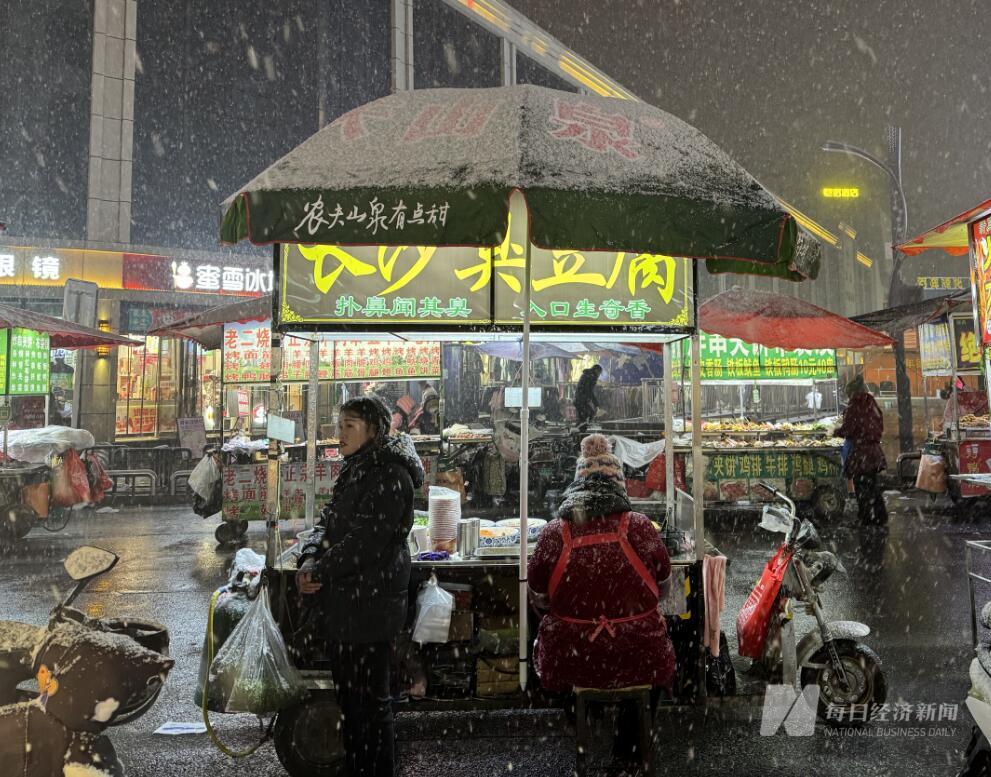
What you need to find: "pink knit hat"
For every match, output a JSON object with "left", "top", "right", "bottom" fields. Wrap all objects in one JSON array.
[{"left": 575, "top": 434, "right": 625, "bottom": 483}]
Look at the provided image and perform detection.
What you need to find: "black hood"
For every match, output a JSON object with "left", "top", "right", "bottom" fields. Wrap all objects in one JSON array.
[
  {"left": 557, "top": 474, "right": 631, "bottom": 522},
  {"left": 375, "top": 433, "right": 426, "bottom": 489}
]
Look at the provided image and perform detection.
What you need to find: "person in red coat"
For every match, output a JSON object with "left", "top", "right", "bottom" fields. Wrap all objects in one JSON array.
[
  {"left": 529, "top": 433, "right": 676, "bottom": 695},
  {"left": 835, "top": 375, "right": 888, "bottom": 525}
]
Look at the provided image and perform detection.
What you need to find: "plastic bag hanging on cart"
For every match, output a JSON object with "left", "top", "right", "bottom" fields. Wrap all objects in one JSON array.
[
  {"left": 207, "top": 586, "right": 306, "bottom": 714},
  {"left": 412, "top": 574, "right": 454, "bottom": 644}
]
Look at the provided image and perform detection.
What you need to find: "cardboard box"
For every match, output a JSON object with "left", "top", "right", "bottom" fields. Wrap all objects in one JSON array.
[
  {"left": 448, "top": 610, "right": 474, "bottom": 643},
  {"left": 475, "top": 656, "right": 519, "bottom": 697},
  {"left": 478, "top": 615, "right": 517, "bottom": 632}
]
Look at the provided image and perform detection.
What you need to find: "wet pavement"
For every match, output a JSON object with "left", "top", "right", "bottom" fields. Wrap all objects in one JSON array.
[{"left": 0, "top": 493, "right": 986, "bottom": 776}]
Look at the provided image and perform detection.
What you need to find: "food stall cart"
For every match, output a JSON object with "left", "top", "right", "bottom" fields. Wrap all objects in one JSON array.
[
  {"left": 628, "top": 287, "right": 893, "bottom": 518},
  {"left": 896, "top": 197, "right": 991, "bottom": 503},
  {"left": 153, "top": 300, "right": 445, "bottom": 542},
  {"left": 215, "top": 84, "right": 824, "bottom": 773}
]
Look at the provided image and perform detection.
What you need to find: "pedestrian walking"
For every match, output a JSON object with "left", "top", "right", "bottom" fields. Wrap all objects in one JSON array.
[
  {"left": 835, "top": 375, "right": 888, "bottom": 525},
  {"left": 295, "top": 396, "right": 425, "bottom": 777}
]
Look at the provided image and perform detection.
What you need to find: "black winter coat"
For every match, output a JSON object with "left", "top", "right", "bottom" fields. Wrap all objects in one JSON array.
[{"left": 298, "top": 434, "right": 425, "bottom": 643}]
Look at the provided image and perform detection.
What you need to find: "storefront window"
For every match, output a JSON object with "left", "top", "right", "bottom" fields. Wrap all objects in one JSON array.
[{"left": 115, "top": 335, "right": 179, "bottom": 438}]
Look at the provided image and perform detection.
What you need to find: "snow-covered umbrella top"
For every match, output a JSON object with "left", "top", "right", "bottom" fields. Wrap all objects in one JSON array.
[{"left": 221, "top": 85, "right": 819, "bottom": 282}]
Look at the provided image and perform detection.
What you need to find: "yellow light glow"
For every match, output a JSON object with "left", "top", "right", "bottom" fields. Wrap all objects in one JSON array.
[
  {"left": 856, "top": 252, "right": 874, "bottom": 268},
  {"left": 822, "top": 187, "right": 860, "bottom": 199},
  {"left": 776, "top": 198, "right": 839, "bottom": 247}
]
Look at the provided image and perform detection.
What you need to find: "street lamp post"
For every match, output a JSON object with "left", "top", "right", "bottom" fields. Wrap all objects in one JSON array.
[{"left": 822, "top": 126, "right": 917, "bottom": 454}]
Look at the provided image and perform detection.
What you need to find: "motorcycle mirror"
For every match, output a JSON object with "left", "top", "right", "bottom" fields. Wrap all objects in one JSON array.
[{"left": 64, "top": 546, "right": 119, "bottom": 581}]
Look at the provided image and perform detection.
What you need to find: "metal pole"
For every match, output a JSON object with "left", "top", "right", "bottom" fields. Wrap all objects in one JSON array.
[
  {"left": 663, "top": 342, "right": 675, "bottom": 526},
  {"left": 265, "top": 334, "right": 282, "bottom": 569},
  {"left": 518, "top": 236, "right": 532, "bottom": 692},
  {"left": 886, "top": 126, "right": 915, "bottom": 454},
  {"left": 305, "top": 337, "right": 319, "bottom": 529},
  {"left": 690, "top": 333, "right": 704, "bottom": 561}
]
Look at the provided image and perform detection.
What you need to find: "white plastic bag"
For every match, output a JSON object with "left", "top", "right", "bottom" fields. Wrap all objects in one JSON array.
[
  {"left": 208, "top": 586, "right": 307, "bottom": 714},
  {"left": 188, "top": 454, "right": 220, "bottom": 499},
  {"left": 412, "top": 574, "right": 454, "bottom": 644}
]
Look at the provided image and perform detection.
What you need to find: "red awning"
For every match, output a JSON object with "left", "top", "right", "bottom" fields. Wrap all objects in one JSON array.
[
  {"left": 148, "top": 295, "right": 270, "bottom": 349},
  {"left": 695, "top": 287, "right": 894, "bottom": 349},
  {"left": 0, "top": 303, "right": 139, "bottom": 349},
  {"left": 897, "top": 196, "right": 991, "bottom": 257}
]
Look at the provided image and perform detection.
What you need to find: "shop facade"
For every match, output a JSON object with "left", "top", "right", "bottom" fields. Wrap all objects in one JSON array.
[{"left": 0, "top": 242, "right": 271, "bottom": 444}]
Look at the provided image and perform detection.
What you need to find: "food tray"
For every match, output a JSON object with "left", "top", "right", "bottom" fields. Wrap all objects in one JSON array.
[{"left": 473, "top": 544, "right": 537, "bottom": 558}]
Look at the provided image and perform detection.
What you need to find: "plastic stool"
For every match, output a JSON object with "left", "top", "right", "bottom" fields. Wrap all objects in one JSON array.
[{"left": 574, "top": 685, "right": 652, "bottom": 775}]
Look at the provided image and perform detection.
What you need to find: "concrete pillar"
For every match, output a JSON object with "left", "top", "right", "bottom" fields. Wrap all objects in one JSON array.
[
  {"left": 86, "top": 0, "right": 136, "bottom": 244},
  {"left": 78, "top": 298, "right": 120, "bottom": 443}
]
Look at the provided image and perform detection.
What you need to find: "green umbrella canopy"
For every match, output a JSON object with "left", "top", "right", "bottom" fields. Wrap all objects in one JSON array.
[{"left": 221, "top": 85, "right": 819, "bottom": 282}]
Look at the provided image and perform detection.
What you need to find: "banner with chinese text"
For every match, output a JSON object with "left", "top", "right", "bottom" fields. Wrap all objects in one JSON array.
[
  {"left": 277, "top": 191, "right": 694, "bottom": 332},
  {"left": 674, "top": 332, "right": 836, "bottom": 381},
  {"left": 918, "top": 318, "right": 953, "bottom": 376},
  {"left": 952, "top": 315, "right": 982, "bottom": 374},
  {"left": 7, "top": 328, "right": 50, "bottom": 395},
  {"left": 222, "top": 322, "right": 272, "bottom": 383},
  {"left": 972, "top": 217, "right": 991, "bottom": 345}
]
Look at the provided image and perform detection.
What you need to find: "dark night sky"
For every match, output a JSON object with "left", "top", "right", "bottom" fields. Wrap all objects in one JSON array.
[{"left": 507, "top": 0, "right": 991, "bottom": 248}]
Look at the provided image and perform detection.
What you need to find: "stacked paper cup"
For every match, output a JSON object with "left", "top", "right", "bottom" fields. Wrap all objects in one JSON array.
[{"left": 428, "top": 486, "right": 461, "bottom": 552}]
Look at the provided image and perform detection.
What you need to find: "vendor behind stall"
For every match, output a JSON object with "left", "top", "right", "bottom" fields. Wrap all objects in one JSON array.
[
  {"left": 529, "top": 433, "right": 675, "bottom": 697},
  {"left": 574, "top": 364, "right": 603, "bottom": 428},
  {"left": 942, "top": 377, "right": 989, "bottom": 431}
]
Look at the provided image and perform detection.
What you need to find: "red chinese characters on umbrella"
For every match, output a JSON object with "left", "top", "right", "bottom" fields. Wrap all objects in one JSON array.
[{"left": 549, "top": 99, "right": 639, "bottom": 160}]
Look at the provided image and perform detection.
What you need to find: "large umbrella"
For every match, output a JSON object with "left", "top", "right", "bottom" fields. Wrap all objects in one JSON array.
[
  {"left": 220, "top": 84, "right": 824, "bottom": 691},
  {"left": 696, "top": 287, "right": 894, "bottom": 349},
  {"left": 222, "top": 85, "right": 820, "bottom": 282},
  {"left": 0, "top": 303, "right": 138, "bottom": 349}
]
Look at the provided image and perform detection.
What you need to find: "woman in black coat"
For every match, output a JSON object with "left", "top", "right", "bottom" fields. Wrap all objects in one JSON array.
[{"left": 296, "top": 396, "right": 424, "bottom": 777}]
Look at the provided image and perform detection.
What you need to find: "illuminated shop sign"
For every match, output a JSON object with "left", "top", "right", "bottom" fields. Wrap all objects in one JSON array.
[
  {"left": 821, "top": 187, "right": 860, "bottom": 199},
  {"left": 0, "top": 252, "right": 63, "bottom": 281},
  {"left": 123, "top": 254, "right": 271, "bottom": 297}
]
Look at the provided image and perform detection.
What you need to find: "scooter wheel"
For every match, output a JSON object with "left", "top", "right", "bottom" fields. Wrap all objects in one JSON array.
[
  {"left": 811, "top": 485, "right": 845, "bottom": 521},
  {"left": 215, "top": 521, "right": 242, "bottom": 545},
  {"left": 274, "top": 692, "right": 347, "bottom": 777},
  {"left": 800, "top": 639, "right": 887, "bottom": 726},
  {"left": 5, "top": 504, "right": 36, "bottom": 539}
]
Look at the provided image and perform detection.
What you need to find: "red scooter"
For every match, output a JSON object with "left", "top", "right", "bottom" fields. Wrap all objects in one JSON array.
[{"left": 737, "top": 481, "right": 886, "bottom": 724}]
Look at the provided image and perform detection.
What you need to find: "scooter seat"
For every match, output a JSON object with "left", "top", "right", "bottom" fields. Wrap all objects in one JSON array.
[
  {"left": 0, "top": 621, "right": 46, "bottom": 669},
  {"left": 978, "top": 638, "right": 991, "bottom": 679},
  {"left": 981, "top": 601, "right": 991, "bottom": 631}
]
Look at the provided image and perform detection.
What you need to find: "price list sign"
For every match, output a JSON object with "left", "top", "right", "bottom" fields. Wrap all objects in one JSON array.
[{"left": 7, "top": 328, "right": 50, "bottom": 395}]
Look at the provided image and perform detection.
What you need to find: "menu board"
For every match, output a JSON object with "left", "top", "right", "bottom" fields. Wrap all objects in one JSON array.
[
  {"left": 280, "top": 336, "right": 334, "bottom": 382},
  {"left": 7, "top": 328, "right": 50, "bottom": 396},
  {"left": 333, "top": 341, "right": 441, "bottom": 380}
]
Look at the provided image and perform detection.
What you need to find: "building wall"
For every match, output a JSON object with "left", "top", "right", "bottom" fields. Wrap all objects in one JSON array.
[{"left": 0, "top": 0, "right": 92, "bottom": 240}]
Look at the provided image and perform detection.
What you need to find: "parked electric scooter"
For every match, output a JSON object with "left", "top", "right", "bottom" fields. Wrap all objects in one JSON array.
[
  {"left": 0, "top": 545, "right": 171, "bottom": 720},
  {"left": 737, "top": 481, "right": 887, "bottom": 723}
]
